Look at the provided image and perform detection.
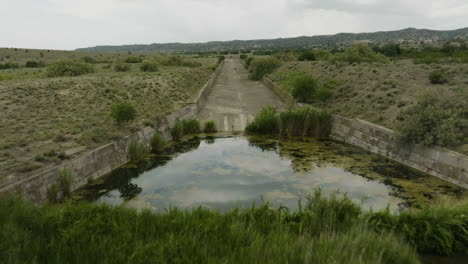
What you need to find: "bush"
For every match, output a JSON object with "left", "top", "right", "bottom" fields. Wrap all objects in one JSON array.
[
  {"left": 246, "top": 106, "right": 279, "bottom": 134},
  {"left": 25, "top": 60, "right": 45, "bottom": 68},
  {"left": 244, "top": 57, "right": 253, "bottom": 68},
  {"left": 0, "top": 62, "right": 20, "bottom": 70},
  {"left": 217, "top": 55, "right": 225, "bottom": 64},
  {"left": 162, "top": 55, "right": 202, "bottom": 67},
  {"left": 59, "top": 169, "right": 73, "bottom": 198},
  {"left": 110, "top": 102, "right": 136, "bottom": 125},
  {"left": 150, "top": 132, "right": 165, "bottom": 153},
  {"left": 331, "top": 44, "right": 388, "bottom": 64},
  {"left": 396, "top": 92, "right": 465, "bottom": 147},
  {"left": 47, "top": 61, "right": 95, "bottom": 77},
  {"left": 140, "top": 61, "right": 159, "bottom": 72},
  {"left": 429, "top": 70, "right": 449, "bottom": 84},
  {"left": 128, "top": 141, "right": 149, "bottom": 162},
  {"left": 246, "top": 106, "right": 332, "bottom": 137},
  {"left": 81, "top": 56, "right": 97, "bottom": 63},
  {"left": 248, "top": 57, "right": 281, "bottom": 80},
  {"left": 171, "top": 121, "right": 184, "bottom": 141},
  {"left": 298, "top": 51, "right": 316, "bottom": 61},
  {"left": 240, "top": 54, "right": 248, "bottom": 60},
  {"left": 291, "top": 75, "right": 320, "bottom": 102},
  {"left": 124, "top": 57, "right": 143, "bottom": 63},
  {"left": 114, "top": 62, "right": 131, "bottom": 72},
  {"left": 203, "top": 121, "right": 217, "bottom": 133},
  {"left": 182, "top": 119, "right": 201, "bottom": 134}
]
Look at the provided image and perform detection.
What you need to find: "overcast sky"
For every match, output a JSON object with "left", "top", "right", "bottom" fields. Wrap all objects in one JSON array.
[{"left": 1, "top": 0, "right": 467, "bottom": 50}]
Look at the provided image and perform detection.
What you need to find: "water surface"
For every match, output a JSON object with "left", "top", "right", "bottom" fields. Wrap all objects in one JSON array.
[{"left": 74, "top": 135, "right": 466, "bottom": 212}]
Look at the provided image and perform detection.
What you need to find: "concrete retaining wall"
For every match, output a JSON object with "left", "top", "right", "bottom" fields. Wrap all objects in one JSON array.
[
  {"left": 262, "top": 78, "right": 296, "bottom": 108},
  {"left": 0, "top": 61, "right": 225, "bottom": 203},
  {"left": 263, "top": 77, "right": 468, "bottom": 189}
]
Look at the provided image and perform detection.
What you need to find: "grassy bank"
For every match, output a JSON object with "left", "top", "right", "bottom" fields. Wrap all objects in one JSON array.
[
  {"left": 1, "top": 190, "right": 467, "bottom": 263},
  {"left": 0, "top": 49, "right": 217, "bottom": 180}
]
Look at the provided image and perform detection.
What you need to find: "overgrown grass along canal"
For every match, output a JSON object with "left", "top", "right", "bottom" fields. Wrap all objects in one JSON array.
[{"left": 1, "top": 189, "right": 467, "bottom": 264}]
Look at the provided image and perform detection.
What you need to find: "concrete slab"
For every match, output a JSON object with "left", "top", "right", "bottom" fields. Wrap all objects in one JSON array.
[{"left": 197, "top": 59, "right": 285, "bottom": 131}]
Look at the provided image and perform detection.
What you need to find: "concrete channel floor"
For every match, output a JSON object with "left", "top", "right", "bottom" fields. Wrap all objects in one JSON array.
[{"left": 197, "top": 59, "right": 285, "bottom": 131}]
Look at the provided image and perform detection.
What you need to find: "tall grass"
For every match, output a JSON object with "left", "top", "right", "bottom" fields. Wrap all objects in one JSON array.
[
  {"left": 203, "top": 120, "right": 217, "bottom": 133},
  {"left": 171, "top": 119, "right": 202, "bottom": 140},
  {"left": 0, "top": 190, "right": 428, "bottom": 264},
  {"left": 246, "top": 106, "right": 332, "bottom": 137},
  {"left": 128, "top": 141, "right": 150, "bottom": 162},
  {"left": 150, "top": 132, "right": 165, "bottom": 154}
]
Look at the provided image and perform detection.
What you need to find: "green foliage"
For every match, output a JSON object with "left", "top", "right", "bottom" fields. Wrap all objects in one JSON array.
[
  {"left": 429, "top": 70, "right": 449, "bottom": 84},
  {"left": 331, "top": 44, "right": 388, "bottom": 64},
  {"left": 292, "top": 75, "right": 319, "bottom": 102},
  {"left": 244, "top": 57, "right": 253, "bottom": 69},
  {"left": 247, "top": 106, "right": 332, "bottom": 137},
  {"left": 46, "top": 184, "right": 58, "bottom": 204},
  {"left": 25, "top": 60, "right": 45, "bottom": 68},
  {"left": 171, "top": 121, "right": 184, "bottom": 141},
  {"left": 291, "top": 75, "right": 333, "bottom": 103},
  {"left": 279, "top": 106, "right": 332, "bottom": 137},
  {"left": 373, "top": 44, "right": 402, "bottom": 57},
  {"left": 113, "top": 62, "right": 131, "bottom": 72},
  {"left": 110, "top": 102, "right": 136, "bottom": 125},
  {"left": 217, "top": 55, "right": 225, "bottom": 64},
  {"left": 150, "top": 132, "right": 165, "bottom": 154},
  {"left": 246, "top": 106, "right": 279, "bottom": 134},
  {"left": 0, "top": 62, "right": 20, "bottom": 70},
  {"left": 367, "top": 201, "right": 468, "bottom": 255},
  {"left": 240, "top": 54, "right": 248, "bottom": 60},
  {"left": 46, "top": 60, "right": 95, "bottom": 77},
  {"left": 396, "top": 92, "right": 466, "bottom": 147},
  {"left": 248, "top": 57, "right": 281, "bottom": 80},
  {"left": 124, "top": 57, "right": 143, "bottom": 63},
  {"left": 81, "top": 56, "right": 97, "bottom": 63},
  {"left": 128, "top": 141, "right": 150, "bottom": 162},
  {"left": 0, "top": 190, "right": 440, "bottom": 264},
  {"left": 298, "top": 51, "right": 316, "bottom": 61},
  {"left": 162, "top": 55, "right": 202, "bottom": 68},
  {"left": 182, "top": 119, "right": 201, "bottom": 134},
  {"left": 203, "top": 121, "right": 217, "bottom": 133},
  {"left": 139, "top": 60, "right": 159, "bottom": 72},
  {"left": 59, "top": 169, "right": 74, "bottom": 198}
]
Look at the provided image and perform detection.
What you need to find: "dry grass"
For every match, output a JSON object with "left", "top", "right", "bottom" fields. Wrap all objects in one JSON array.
[
  {"left": 0, "top": 48, "right": 216, "bottom": 180},
  {"left": 268, "top": 59, "right": 468, "bottom": 154}
]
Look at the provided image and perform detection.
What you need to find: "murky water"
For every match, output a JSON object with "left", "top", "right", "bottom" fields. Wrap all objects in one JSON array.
[{"left": 73, "top": 135, "right": 466, "bottom": 212}]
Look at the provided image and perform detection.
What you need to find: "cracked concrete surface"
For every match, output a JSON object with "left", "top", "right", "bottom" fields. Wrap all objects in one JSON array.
[{"left": 198, "top": 59, "right": 285, "bottom": 131}]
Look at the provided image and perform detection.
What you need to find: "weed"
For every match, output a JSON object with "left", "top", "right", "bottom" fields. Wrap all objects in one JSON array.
[
  {"left": 171, "top": 121, "right": 184, "bottom": 141},
  {"left": 203, "top": 121, "right": 217, "bottom": 133},
  {"left": 128, "top": 141, "right": 150, "bottom": 162},
  {"left": 110, "top": 102, "right": 136, "bottom": 125},
  {"left": 150, "top": 132, "right": 165, "bottom": 154},
  {"left": 182, "top": 119, "right": 201, "bottom": 134}
]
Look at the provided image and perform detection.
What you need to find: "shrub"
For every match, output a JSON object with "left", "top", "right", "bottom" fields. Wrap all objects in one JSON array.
[
  {"left": 46, "top": 184, "right": 58, "bottom": 203},
  {"left": 47, "top": 61, "right": 95, "bottom": 77},
  {"left": 140, "top": 61, "right": 159, "bottom": 72},
  {"left": 217, "top": 55, "right": 225, "bottom": 64},
  {"left": 429, "top": 70, "right": 449, "bottom": 84},
  {"left": 246, "top": 106, "right": 279, "bottom": 134},
  {"left": 110, "top": 102, "right": 136, "bottom": 125},
  {"left": 128, "top": 141, "right": 150, "bottom": 162},
  {"left": 331, "top": 44, "right": 388, "bottom": 64},
  {"left": 298, "top": 51, "right": 316, "bottom": 61},
  {"left": 182, "top": 119, "right": 201, "bottom": 134},
  {"left": 150, "top": 132, "right": 165, "bottom": 154},
  {"left": 162, "top": 55, "right": 202, "bottom": 67},
  {"left": 240, "top": 54, "right": 248, "bottom": 60},
  {"left": 0, "top": 62, "right": 20, "bottom": 70},
  {"left": 291, "top": 75, "right": 319, "bottom": 102},
  {"left": 124, "top": 57, "right": 143, "bottom": 63},
  {"left": 81, "top": 56, "right": 97, "bottom": 63},
  {"left": 203, "top": 121, "right": 217, "bottom": 133},
  {"left": 246, "top": 106, "right": 332, "bottom": 137},
  {"left": 248, "top": 57, "right": 281, "bottom": 80},
  {"left": 25, "top": 60, "right": 45, "bottom": 68},
  {"left": 244, "top": 57, "right": 253, "bottom": 68},
  {"left": 59, "top": 169, "right": 73, "bottom": 197},
  {"left": 396, "top": 92, "right": 465, "bottom": 147},
  {"left": 114, "top": 62, "right": 131, "bottom": 72},
  {"left": 171, "top": 121, "right": 184, "bottom": 140}
]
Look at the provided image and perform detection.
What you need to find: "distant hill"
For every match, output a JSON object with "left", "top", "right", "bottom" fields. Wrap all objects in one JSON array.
[{"left": 76, "top": 27, "right": 468, "bottom": 53}]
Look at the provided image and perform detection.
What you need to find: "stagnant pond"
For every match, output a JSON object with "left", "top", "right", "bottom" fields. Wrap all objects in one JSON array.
[{"left": 73, "top": 135, "right": 466, "bottom": 212}]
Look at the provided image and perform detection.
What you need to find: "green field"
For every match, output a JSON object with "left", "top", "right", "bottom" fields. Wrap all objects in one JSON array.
[{"left": 0, "top": 48, "right": 217, "bottom": 180}]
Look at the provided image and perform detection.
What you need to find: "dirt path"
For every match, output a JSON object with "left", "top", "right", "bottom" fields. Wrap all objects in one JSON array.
[{"left": 198, "top": 59, "right": 285, "bottom": 131}]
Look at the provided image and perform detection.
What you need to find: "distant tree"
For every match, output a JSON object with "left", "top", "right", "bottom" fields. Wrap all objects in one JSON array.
[{"left": 298, "top": 51, "right": 316, "bottom": 61}]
